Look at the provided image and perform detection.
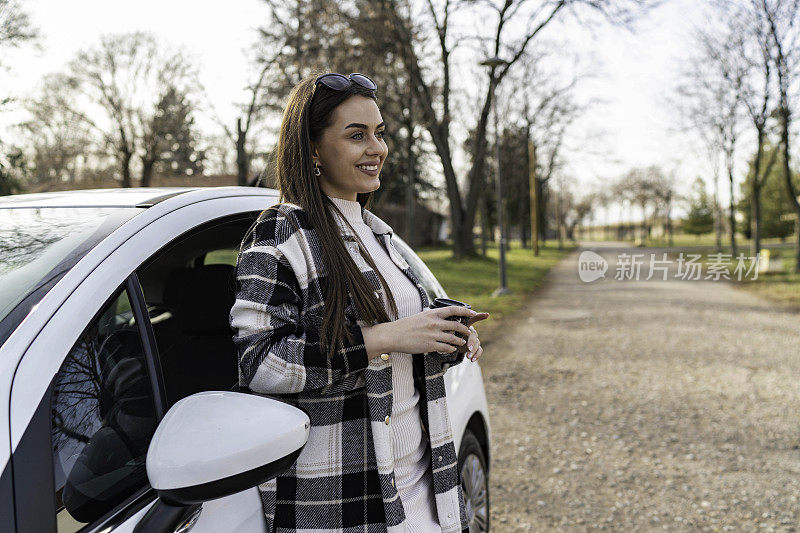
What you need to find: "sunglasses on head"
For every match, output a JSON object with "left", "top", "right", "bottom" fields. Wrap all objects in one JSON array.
[{"left": 314, "top": 72, "right": 377, "bottom": 92}]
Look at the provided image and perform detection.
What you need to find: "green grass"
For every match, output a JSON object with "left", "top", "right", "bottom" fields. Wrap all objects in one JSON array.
[
  {"left": 645, "top": 233, "right": 726, "bottom": 247},
  {"left": 217, "top": 239, "right": 571, "bottom": 331},
  {"left": 660, "top": 237, "right": 800, "bottom": 309},
  {"left": 734, "top": 248, "right": 800, "bottom": 309},
  {"left": 643, "top": 233, "right": 794, "bottom": 249},
  {"left": 417, "top": 240, "right": 572, "bottom": 335},
  {"left": 739, "top": 271, "right": 800, "bottom": 309},
  {"left": 580, "top": 229, "right": 794, "bottom": 249}
]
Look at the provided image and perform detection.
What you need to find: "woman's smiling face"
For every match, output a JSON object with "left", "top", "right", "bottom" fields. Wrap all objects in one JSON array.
[{"left": 312, "top": 95, "right": 388, "bottom": 201}]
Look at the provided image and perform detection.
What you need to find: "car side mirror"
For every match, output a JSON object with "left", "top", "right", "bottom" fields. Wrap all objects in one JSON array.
[{"left": 134, "top": 391, "right": 309, "bottom": 533}]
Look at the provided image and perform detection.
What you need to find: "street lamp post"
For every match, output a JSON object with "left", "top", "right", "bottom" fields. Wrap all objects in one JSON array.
[{"left": 481, "top": 56, "right": 511, "bottom": 296}]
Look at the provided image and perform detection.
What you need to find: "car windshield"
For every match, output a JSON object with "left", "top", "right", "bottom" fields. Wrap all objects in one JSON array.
[{"left": 0, "top": 207, "right": 141, "bottom": 325}]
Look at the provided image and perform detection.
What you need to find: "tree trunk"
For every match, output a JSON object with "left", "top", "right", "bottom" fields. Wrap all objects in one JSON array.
[
  {"left": 520, "top": 205, "right": 528, "bottom": 249},
  {"left": 528, "top": 140, "right": 538, "bottom": 255},
  {"left": 713, "top": 172, "right": 722, "bottom": 251},
  {"left": 779, "top": 107, "right": 800, "bottom": 272},
  {"left": 640, "top": 202, "right": 648, "bottom": 242},
  {"left": 458, "top": 81, "right": 498, "bottom": 258},
  {"left": 537, "top": 179, "right": 547, "bottom": 247},
  {"left": 767, "top": 5, "right": 800, "bottom": 272},
  {"left": 752, "top": 189, "right": 761, "bottom": 258},
  {"left": 379, "top": 0, "right": 574, "bottom": 260},
  {"left": 237, "top": 118, "right": 250, "bottom": 187},
  {"left": 486, "top": 187, "right": 495, "bottom": 244},
  {"left": 567, "top": 221, "right": 578, "bottom": 241},
  {"left": 663, "top": 193, "right": 673, "bottom": 246},
  {"left": 121, "top": 151, "right": 133, "bottom": 188},
  {"left": 141, "top": 157, "right": 155, "bottom": 188},
  {"left": 728, "top": 164, "right": 737, "bottom": 257},
  {"left": 751, "top": 128, "right": 764, "bottom": 257},
  {"left": 556, "top": 185, "right": 564, "bottom": 250},
  {"left": 425, "top": 121, "right": 470, "bottom": 256},
  {"left": 796, "top": 218, "right": 800, "bottom": 273},
  {"left": 480, "top": 196, "right": 487, "bottom": 257},
  {"left": 381, "top": 1, "right": 471, "bottom": 258},
  {"left": 405, "top": 132, "right": 416, "bottom": 249}
]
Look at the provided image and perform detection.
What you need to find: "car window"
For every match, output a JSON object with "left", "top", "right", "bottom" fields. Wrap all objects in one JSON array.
[
  {"left": 138, "top": 214, "right": 257, "bottom": 406},
  {"left": 0, "top": 207, "right": 140, "bottom": 327},
  {"left": 51, "top": 285, "right": 159, "bottom": 532},
  {"left": 202, "top": 248, "right": 238, "bottom": 266},
  {"left": 391, "top": 235, "right": 447, "bottom": 303}
]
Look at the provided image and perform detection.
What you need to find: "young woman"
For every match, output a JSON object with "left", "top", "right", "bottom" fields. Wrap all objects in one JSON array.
[{"left": 229, "top": 72, "right": 488, "bottom": 533}]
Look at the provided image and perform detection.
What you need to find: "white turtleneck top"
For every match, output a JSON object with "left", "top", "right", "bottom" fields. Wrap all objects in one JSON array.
[{"left": 327, "top": 195, "right": 441, "bottom": 533}]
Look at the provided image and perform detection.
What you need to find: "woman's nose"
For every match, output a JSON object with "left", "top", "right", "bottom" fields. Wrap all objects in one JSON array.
[{"left": 365, "top": 134, "right": 386, "bottom": 156}]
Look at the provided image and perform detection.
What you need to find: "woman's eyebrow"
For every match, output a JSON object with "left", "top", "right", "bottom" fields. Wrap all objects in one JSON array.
[{"left": 344, "top": 121, "right": 386, "bottom": 130}]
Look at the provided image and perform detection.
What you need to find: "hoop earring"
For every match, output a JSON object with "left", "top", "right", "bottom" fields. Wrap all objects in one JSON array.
[{"left": 313, "top": 162, "right": 321, "bottom": 177}]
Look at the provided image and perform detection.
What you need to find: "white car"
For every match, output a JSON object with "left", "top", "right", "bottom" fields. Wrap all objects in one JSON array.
[{"left": 0, "top": 186, "right": 491, "bottom": 533}]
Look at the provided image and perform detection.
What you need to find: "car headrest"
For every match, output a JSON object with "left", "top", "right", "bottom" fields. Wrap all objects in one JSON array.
[
  {"left": 173, "top": 264, "right": 236, "bottom": 335},
  {"left": 163, "top": 267, "right": 193, "bottom": 309}
]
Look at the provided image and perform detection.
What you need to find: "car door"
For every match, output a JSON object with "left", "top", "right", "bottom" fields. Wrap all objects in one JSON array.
[
  {"left": 134, "top": 212, "right": 269, "bottom": 533},
  {"left": 10, "top": 275, "right": 167, "bottom": 532},
  {"left": 9, "top": 195, "right": 276, "bottom": 532}
]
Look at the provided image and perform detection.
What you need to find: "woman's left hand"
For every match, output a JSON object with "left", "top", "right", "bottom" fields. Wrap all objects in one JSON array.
[{"left": 457, "top": 312, "right": 489, "bottom": 362}]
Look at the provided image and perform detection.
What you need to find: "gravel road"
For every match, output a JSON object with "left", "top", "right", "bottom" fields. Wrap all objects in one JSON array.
[{"left": 479, "top": 243, "right": 800, "bottom": 532}]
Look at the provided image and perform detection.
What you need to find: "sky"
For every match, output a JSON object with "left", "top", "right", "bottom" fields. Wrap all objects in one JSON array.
[
  {"left": 2, "top": 0, "right": 266, "bottom": 132},
  {"left": 1, "top": 0, "right": 727, "bottom": 221},
  {"left": 559, "top": 0, "right": 707, "bottom": 221}
]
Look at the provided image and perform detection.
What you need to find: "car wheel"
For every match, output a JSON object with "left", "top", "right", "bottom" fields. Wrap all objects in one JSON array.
[{"left": 458, "top": 429, "right": 489, "bottom": 532}]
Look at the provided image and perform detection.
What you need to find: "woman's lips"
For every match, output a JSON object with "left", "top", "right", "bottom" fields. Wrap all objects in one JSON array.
[{"left": 356, "top": 165, "right": 380, "bottom": 177}]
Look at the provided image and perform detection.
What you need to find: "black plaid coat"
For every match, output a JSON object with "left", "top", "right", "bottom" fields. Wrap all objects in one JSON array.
[{"left": 229, "top": 201, "right": 470, "bottom": 533}]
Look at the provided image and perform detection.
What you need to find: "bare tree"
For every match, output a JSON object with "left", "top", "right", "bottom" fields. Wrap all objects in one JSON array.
[
  {"left": 0, "top": 0, "right": 36, "bottom": 48},
  {"left": 0, "top": 0, "right": 38, "bottom": 194},
  {"left": 371, "top": 0, "right": 657, "bottom": 257},
  {"left": 350, "top": 0, "right": 441, "bottom": 217},
  {"left": 615, "top": 168, "right": 650, "bottom": 241},
  {"left": 515, "top": 50, "right": 590, "bottom": 249},
  {"left": 203, "top": 134, "right": 234, "bottom": 176},
  {"left": 676, "top": 22, "right": 746, "bottom": 255},
  {"left": 714, "top": 1, "right": 780, "bottom": 257},
  {"left": 246, "top": 0, "right": 437, "bottom": 248},
  {"left": 648, "top": 167, "right": 677, "bottom": 245},
  {"left": 760, "top": 0, "right": 800, "bottom": 271},
  {"left": 21, "top": 74, "right": 97, "bottom": 185},
  {"left": 610, "top": 166, "right": 673, "bottom": 243},
  {"left": 548, "top": 176, "right": 593, "bottom": 246},
  {"left": 59, "top": 32, "right": 200, "bottom": 187},
  {"left": 210, "top": 56, "right": 274, "bottom": 186},
  {"left": 231, "top": 0, "right": 376, "bottom": 186},
  {"left": 567, "top": 194, "right": 595, "bottom": 241},
  {"left": 0, "top": 0, "right": 38, "bottom": 106},
  {"left": 486, "top": 48, "right": 593, "bottom": 253}
]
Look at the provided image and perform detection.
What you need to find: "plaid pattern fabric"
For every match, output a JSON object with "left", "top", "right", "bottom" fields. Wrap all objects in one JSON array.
[{"left": 229, "top": 201, "right": 470, "bottom": 533}]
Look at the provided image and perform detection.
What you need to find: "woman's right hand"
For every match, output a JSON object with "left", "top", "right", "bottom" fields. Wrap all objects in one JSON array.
[{"left": 388, "top": 306, "right": 475, "bottom": 355}]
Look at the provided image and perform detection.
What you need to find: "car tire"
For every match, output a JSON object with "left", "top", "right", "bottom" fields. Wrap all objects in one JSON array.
[{"left": 458, "top": 429, "right": 489, "bottom": 532}]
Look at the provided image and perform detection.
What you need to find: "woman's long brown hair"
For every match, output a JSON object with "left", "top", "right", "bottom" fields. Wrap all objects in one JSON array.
[{"left": 272, "top": 74, "right": 399, "bottom": 360}]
